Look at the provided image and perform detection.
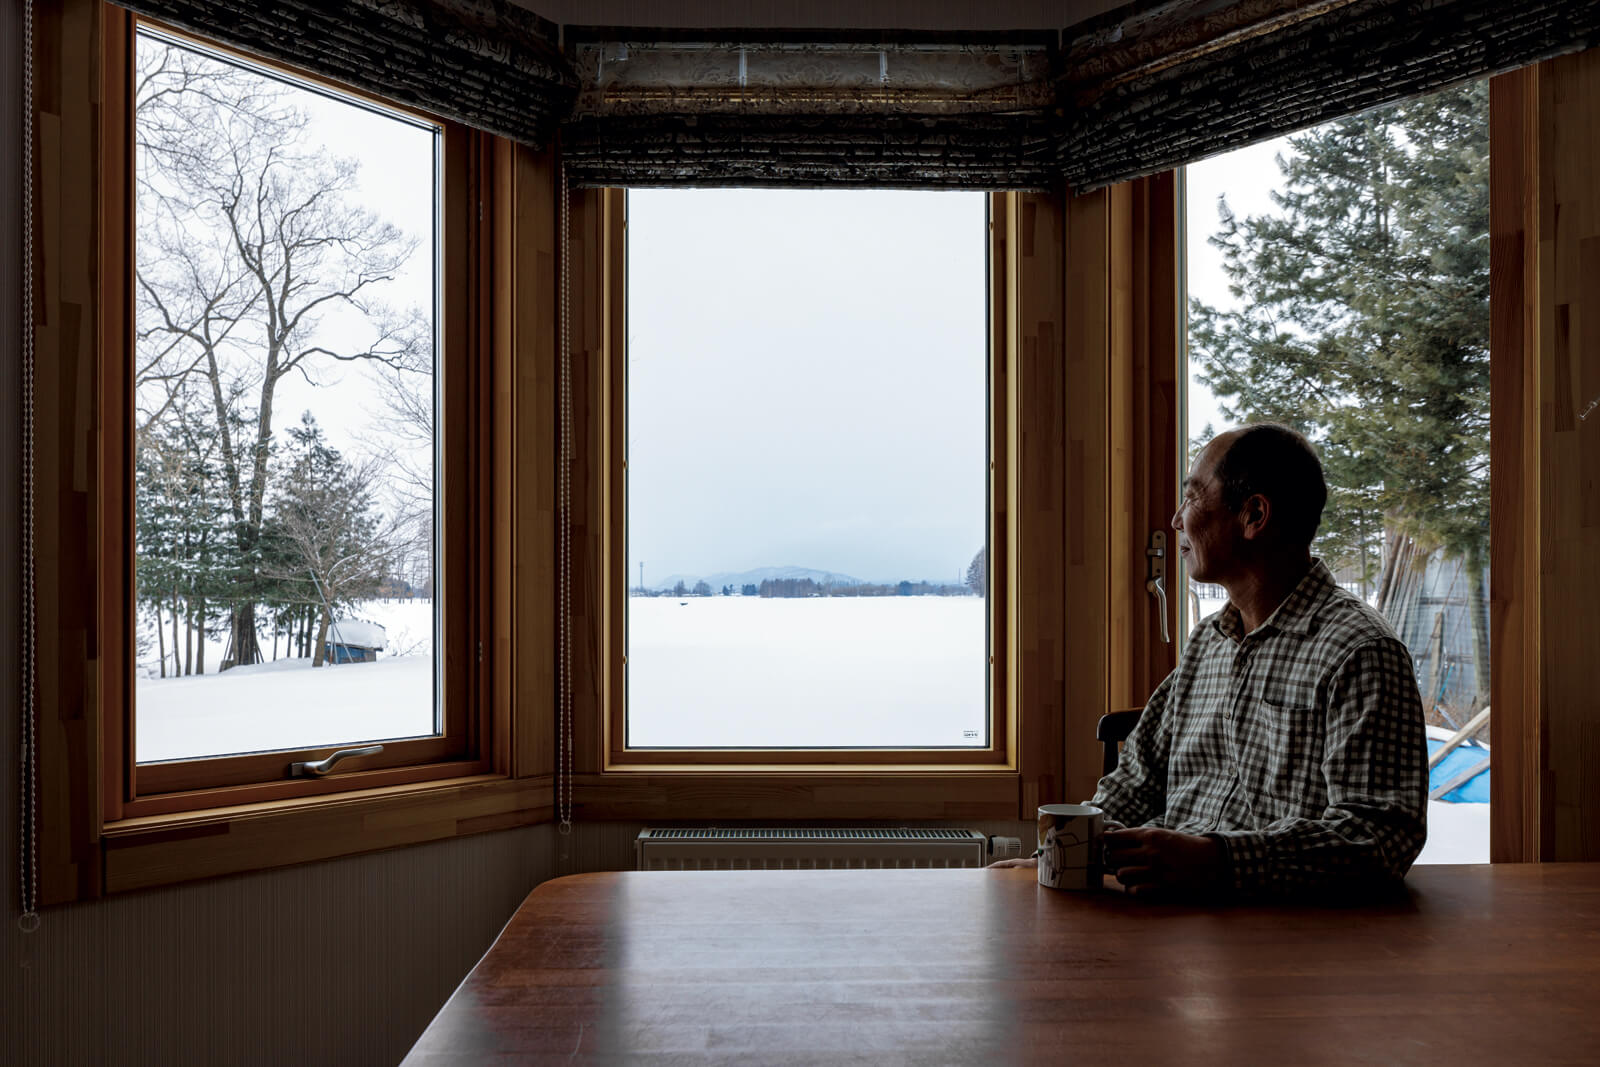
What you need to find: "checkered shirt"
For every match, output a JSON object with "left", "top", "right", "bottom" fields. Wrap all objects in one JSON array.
[{"left": 1091, "top": 559, "right": 1429, "bottom": 897}]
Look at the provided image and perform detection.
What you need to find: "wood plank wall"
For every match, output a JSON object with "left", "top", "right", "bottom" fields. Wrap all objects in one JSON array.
[
  {"left": 30, "top": 0, "right": 106, "bottom": 905},
  {"left": 1108, "top": 174, "right": 1181, "bottom": 710},
  {"left": 1061, "top": 187, "right": 1112, "bottom": 806},
  {"left": 1489, "top": 66, "right": 1546, "bottom": 863},
  {"left": 1538, "top": 48, "right": 1600, "bottom": 860},
  {"left": 497, "top": 141, "right": 559, "bottom": 779},
  {"left": 1491, "top": 45, "right": 1600, "bottom": 862},
  {"left": 1010, "top": 191, "right": 1069, "bottom": 811}
]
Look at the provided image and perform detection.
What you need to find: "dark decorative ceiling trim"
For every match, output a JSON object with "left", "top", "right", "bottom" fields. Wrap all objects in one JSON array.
[
  {"left": 557, "top": 31, "right": 1059, "bottom": 189},
  {"left": 561, "top": 112, "right": 1058, "bottom": 190},
  {"left": 1058, "top": 0, "right": 1600, "bottom": 191},
  {"left": 114, "top": 1, "right": 1600, "bottom": 189},
  {"left": 116, "top": 0, "right": 577, "bottom": 147},
  {"left": 1059, "top": 0, "right": 1362, "bottom": 89}
]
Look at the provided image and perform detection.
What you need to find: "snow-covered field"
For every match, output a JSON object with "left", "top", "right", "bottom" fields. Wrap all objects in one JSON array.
[
  {"left": 135, "top": 599, "right": 436, "bottom": 762},
  {"left": 627, "top": 595, "right": 989, "bottom": 748},
  {"left": 133, "top": 592, "right": 1488, "bottom": 861}
]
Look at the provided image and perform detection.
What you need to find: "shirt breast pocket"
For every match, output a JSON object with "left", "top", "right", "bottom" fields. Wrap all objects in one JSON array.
[{"left": 1243, "top": 679, "right": 1325, "bottom": 809}]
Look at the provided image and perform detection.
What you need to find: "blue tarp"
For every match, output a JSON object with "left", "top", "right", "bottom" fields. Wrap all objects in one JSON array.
[{"left": 1427, "top": 737, "right": 1489, "bottom": 803}]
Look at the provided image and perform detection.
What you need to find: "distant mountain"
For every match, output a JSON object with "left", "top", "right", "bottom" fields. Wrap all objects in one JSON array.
[{"left": 647, "top": 565, "right": 864, "bottom": 592}]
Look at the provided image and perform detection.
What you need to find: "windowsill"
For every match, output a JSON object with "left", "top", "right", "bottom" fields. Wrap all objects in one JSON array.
[{"left": 99, "top": 773, "right": 552, "bottom": 894}]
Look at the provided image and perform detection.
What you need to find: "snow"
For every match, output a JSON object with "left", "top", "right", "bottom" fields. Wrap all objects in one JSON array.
[
  {"left": 627, "top": 595, "right": 987, "bottom": 748},
  {"left": 327, "top": 618, "right": 387, "bottom": 650},
  {"left": 135, "top": 599, "right": 435, "bottom": 763},
  {"left": 1416, "top": 798, "right": 1490, "bottom": 865},
  {"left": 136, "top": 654, "right": 434, "bottom": 763}
]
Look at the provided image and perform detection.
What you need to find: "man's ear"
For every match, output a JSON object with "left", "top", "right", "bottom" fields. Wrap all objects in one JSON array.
[{"left": 1238, "top": 493, "right": 1271, "bottom": 540}]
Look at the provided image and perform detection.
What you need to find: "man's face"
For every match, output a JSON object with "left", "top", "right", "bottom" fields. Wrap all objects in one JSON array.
[{"left": 1173, "top": 435, "right": 1245, "bottom": 584}]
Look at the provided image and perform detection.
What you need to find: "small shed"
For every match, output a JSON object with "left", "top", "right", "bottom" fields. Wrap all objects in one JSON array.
[{"left": 326, "top": 619, "right": 387, "bottom": 664}]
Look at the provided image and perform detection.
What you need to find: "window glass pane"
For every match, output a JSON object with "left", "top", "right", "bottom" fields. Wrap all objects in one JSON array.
[
  {"left": 1182, "top": 80, "right": 1489, "bottom": 861},
  {"left": 133, "top": 30, "right": 440, "bottom": 762},
  {"left": 626, "top": 189, "right": 988, "bottom": 748}
]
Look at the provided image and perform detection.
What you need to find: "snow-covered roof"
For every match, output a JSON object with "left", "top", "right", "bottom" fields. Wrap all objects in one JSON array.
[{"left": 328, "top": 619, "right": 387, "bottom": 650}]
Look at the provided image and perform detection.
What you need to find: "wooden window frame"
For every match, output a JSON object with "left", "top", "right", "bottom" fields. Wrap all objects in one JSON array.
[
  {"left": 604, "top": 189, "right": 1008, "bottom": 772},
  {"left": 31, "top": 1, "right": 556, "bottom": 903},
  {"left": 108, "top": 19, "right": 491, "bottom": 815},
  {"left": 561, "top": 183, "right": 1181, "bottom": 822}
]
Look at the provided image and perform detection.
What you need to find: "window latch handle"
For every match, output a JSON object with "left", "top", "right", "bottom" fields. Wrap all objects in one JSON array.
[
  {"left": 1145, "top": 531, "right": 1171, "bottom": 644},
  {"left": 289, "top": 745, "right": 384, "bottom": 779}
]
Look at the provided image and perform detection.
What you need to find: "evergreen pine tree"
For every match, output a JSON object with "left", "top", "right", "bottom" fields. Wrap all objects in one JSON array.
[{"left": 1189, "top": 81, "right": 1490, "bottom": 707}]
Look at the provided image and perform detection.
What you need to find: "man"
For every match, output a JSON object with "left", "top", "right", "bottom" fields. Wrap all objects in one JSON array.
[{"left": 1008, "top": 424, "right": 1429, "bottom": 898}]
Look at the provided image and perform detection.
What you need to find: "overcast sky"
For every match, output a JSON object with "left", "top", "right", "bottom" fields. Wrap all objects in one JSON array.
[
  {"left": 1184, "top": 135, "right": 1297, "bottom": 443},
  {"left": 627, "top": 188, "right": 988, "bottom": 586}
]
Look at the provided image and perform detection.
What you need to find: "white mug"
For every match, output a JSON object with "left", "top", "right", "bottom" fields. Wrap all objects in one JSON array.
[{"left": 1036, "top": 804, "right": 1105, "bottom": 890}]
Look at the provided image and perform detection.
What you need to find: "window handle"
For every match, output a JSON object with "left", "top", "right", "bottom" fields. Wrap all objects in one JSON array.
[
  {"left": 1146, "top": 531, "right": 1171, "bottom": 644},
  {"left": 289, "top": 745, "right": 384, "bottom": 779}
]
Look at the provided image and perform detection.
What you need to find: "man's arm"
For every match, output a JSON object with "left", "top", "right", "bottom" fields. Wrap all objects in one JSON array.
[
  {"left": 1089, "top": 670, "right": 1174, "bottom": 828},
  {"left": 1209, "top": 637, "right": 1429, "bottom": 897},
  {"left": 991, "top": 674, "right": 1175, "bottom": 872}
]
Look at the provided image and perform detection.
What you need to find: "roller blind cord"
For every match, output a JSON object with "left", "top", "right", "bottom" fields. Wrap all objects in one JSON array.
[
  {"left": 19, "top": 0, "right": 40, "bottom": 935},
  {"left": 557, "top": 158, "right": 573, "bottom": 843}
]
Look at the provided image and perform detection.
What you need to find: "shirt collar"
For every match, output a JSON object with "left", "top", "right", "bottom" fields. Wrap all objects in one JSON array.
[{"left": 1211, "top": 558, "right": 1337, "bottom": 641}]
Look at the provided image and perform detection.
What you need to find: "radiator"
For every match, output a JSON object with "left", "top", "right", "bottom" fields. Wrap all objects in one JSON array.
[{"left": 634, "top": 827, "right": 988, "bottom": 870}]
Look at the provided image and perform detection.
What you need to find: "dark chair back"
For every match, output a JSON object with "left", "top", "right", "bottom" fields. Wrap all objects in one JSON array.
[{"left": 1096, "top": 708, "right": 1144, "bottom": 777}]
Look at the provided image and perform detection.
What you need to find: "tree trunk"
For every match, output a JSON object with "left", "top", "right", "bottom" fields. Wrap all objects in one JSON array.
[
  {"left": 227, "top": 602, "right": 263, "bottom": 669},
  {"left": 155, "top": 602, "right": 167, "bottom": 679},
  {"left": 171, "top": 590, "right": 182, "bottom": 676},
  {"left": 196, "top": 596, "right": 206, "bottom": 675},
  {"left": 311, "top": 607, "right": 332, "bottom": 668},
  {"left": 1465, "top": 546, "right": 1492, "bottom": 713},
  {"left": 1374, "top": 528, "right": 1402, "bottom": 617}
]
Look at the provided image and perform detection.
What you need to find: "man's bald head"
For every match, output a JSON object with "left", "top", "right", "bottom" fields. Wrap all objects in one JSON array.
[{"left": 1211, "top": 424, "right": 1327, "bottom": 548}]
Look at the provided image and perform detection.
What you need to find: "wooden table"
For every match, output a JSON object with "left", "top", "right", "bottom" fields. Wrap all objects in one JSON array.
[{"left": 404, "top": 865, "right": 1600, "bottom": 1064}]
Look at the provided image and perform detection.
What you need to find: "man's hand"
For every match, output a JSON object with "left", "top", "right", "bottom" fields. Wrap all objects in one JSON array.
[
  {"left": 1102, "top": 828, "right": 1226, "bottom": 897},
  {"left": 988, "top": 856, "right": 1037, "bottom": 869}
]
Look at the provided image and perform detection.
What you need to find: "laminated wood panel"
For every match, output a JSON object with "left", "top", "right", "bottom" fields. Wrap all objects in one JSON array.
[
  {"left": 1489, "top": 65, "right": 1546, "bottom": 863},
  {"left": 1108, "top": 173, "right": 1181, "bottom": 710},
  {"left": 1011, "top": 190, "right": 1069, "bottom": 812},
  {"left": 1062, "top": 187, "right": 1110, "bottom": 806},
  {"left": 32, "top": 0, "right": 110, "bottom": 904},
  {"left": 497, "top": 141, "right": 560, "bottom": 779},
  {"left": 1490, "top": 44, "right": 1600, "bottom": 861},
  {"left": 1538, "top": 47, "right": 1600, "bottom": 861},
  {"left": 566, "top": 186, "right": 623, "bottom": 777}
]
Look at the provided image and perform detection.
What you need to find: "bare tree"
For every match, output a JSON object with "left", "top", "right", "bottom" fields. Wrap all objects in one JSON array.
[
  {"left": 262, "top": 414, "right": 399, "bottom": 667},
  {"left": 367, "top": 356, "right": 435, "bottom": 593},
  {"left": 134, "top": 36, "right": 430, "bottom": 668}
]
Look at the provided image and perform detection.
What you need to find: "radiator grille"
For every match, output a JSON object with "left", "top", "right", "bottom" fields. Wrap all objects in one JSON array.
[{"left": 635, "top": 828, "right": 987, "bottom": 870}]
